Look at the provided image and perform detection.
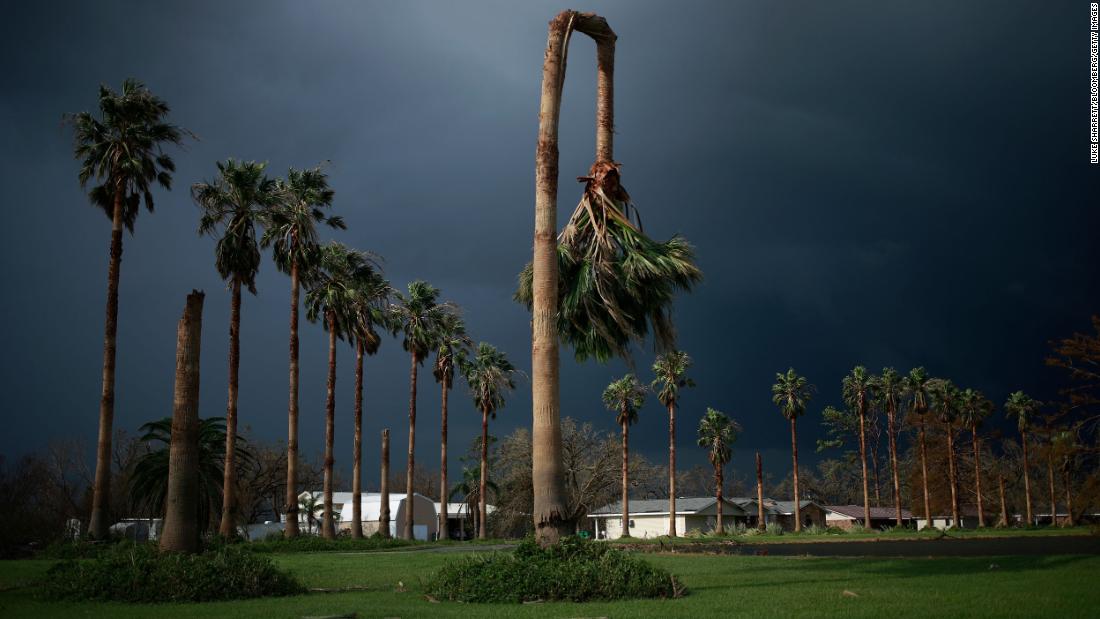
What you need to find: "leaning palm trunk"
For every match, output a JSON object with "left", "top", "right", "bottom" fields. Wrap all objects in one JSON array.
[
  {"left": 667, "top": 403, "right": 677, "bottom": 537},
  {"left": 971, "top": 423, "right": 984, "bottom": 527},
  {"left": 89, "top": 188, "right": 125, "bottom": 540},
  {"left": 219, "top": 278, "right": 243, "bottom": 538},
  {"left": 479, "top": 406, "right": 490, "bottom": 540},
  {"left": 439, "top": 380, "right": 450, "bottom": 540},
  {"left": 946, "top": 427, "right": 960, "bottom": 528},
  {"left": 918, "top": 417, "right": 932, "bottom": 528},
  {"left": 378, "top": 429, "right": 391, "bottom": 538},
  {"left": 351, "top": 340, "right": 364, "bottom": 538},
  {"left": 790, "top": 417, "right": 802, "bottom": 532},
  {"left": 620, "top": 416, "right": 631, "bottom": 538},
  {"left": 887, "top": 407, "right": 902, "bottom": 526},
  {"left": 404, "top": 354, "right": 419, "bottom": 540},
  {"left": 160, "top": 291, "right": 204, "bottom": 553},
  {"left": 284, "top": 259, "right": 301, "bottom": 538},
  {"left": 321, "top": 311, "right": 337, "bottom": 539},
  {"left": 1021, "top": 431, "right": 1033, "bottom": 525},
  {"left": 858, "top": 408, "right": 871, "bottom": 528}
]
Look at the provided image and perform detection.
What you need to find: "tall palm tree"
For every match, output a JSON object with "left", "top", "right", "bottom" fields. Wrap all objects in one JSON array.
[
  {"left": 1051, "top": 430, "right": 1079, "bottom": 527},
  {"left": 874, "top": 367, "right": 905, "bottom": 526},
  {"left": 193, "top": 158, "right": 278, "bottom": 538},
  {"left": 462, "top": 343, "right": 517, "bottom": 539},
  {"left": 305, "top": 242, "right": 378, "bottom": 539},
  {"left": 434, "top": 312, "right": 472, "bottom": 539},
  {"left": 902, "top": 367, "right": 934, "bottom": 528},
  {"left": 772, "top": 368, "right": 814, "bottom": 532},
  {"left": 651, "top": 351, "right": 694, "bottom": 537},
  {"left": 842, "top": 366, "right": 875, "bottom": 528},
  {"left": 70, "top": 79, "right": 188, "bottom": 539},
  {"left": 392, "top": 280, "right": 451, "bottom": 539},
  {"left": 1005, "top": 391, "right": 1040, "bottom": 525},
  {"left": 697, "top": 408, "right": 741, "bottom": 535},
  {"left": 959, "top": 388, "right": 993, "bottom": 527},
  {"left": 602, "top": 374, "right": 647, "bottom": 539},
  {"left": 261, "top": 165, "right": 343, "bottom": 537},
  {"left": 346, "top": 263, "right": 392, "bottom": 539},
  {"left": 929, "top": 379, "right": 961, "bottom": 527}
]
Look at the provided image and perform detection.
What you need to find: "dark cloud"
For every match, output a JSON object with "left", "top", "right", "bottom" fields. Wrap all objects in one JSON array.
[{"left": 1, "top": 1, "right": 1096, "bottom": 484}]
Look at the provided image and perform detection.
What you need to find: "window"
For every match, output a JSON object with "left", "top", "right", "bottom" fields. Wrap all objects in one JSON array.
[{"left": 629, "top": 520, "right": 635, "bottom": 528}]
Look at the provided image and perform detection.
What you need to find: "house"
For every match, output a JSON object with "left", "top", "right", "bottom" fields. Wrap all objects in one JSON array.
[
  {"left": 823, "top": 505, "right": 915, "bottom": 530},
  {"left": 295, "top": 491, "right": 438, "bottom": 540},
  {"left": 588, "top": 497, "right": 748, "bottom": 539},
  {"left": 766, "top": 500, "right": 827, "bottom": 530},
  {"left": 434, "top": 502, "right": 497, "bottom": 540},
  {"left": 915, "top": 506, "right": 983, "bottom": 530}
]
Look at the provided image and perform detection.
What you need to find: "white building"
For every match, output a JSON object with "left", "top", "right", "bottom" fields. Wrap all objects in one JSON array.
[
  {"left": 295, "top": 491, "right": 438, "bottom": 540},
  {"left": 588, "top": 497, "right": 748, "bottom": 539}
]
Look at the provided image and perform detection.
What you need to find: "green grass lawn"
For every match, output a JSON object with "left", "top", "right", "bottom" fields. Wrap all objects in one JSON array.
[
  {"left": 612, "top": 525, "right": 1098, "bottom": 545},
  {"left": 3, "top": 545, "right": 1099, "bottom": 618}
]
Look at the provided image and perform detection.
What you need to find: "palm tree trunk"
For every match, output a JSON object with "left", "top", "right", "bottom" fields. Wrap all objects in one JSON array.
[
  {"left": 887, "top": 407, "right": 902, "bottom": 526},
  {"left": 972, "top": 423, "right": 984, "bottom": 527},
  {"left": 1021, "top": 430, "right": 1033, "bottom": 525},
  {"left": 620, "top": 417, "right": 631, "bottom": 538},
  {"left": 1046, "top": 450, "right": 1057, "bottom": 527},
  {"left": 479, "top": 406, "right": 490, "bottom": 540},
  {"left": 404, "top": 353, "right": 418, "bottom": 540},
  {"left": 160, "top": 291, "right": 204, "bottom": 553},
  {"left": 790, "top": 417, "right": 801, "bottom": 532},
  {"left": 439, "top": 381, "right": 450, "bottom": 540},
  {"left": 756, "top": 452, "right": 765, "bottom": 530},
  {"left": 321, "top": 311, "right": 337, "bottom": 540},
  {"left": 715, "top": 463, "right": 724, "bottom": 535},
  {"left": 947, "top": 427, "right": 959, "bottom": 528},
  {"left": 858, "top": 407, "right": 871, "bottom": 528},
  {"left": 89, "top": 187, "right": 125, "bottom": 540},
  {"left": 531, "top": 11, "right": 573, "bottom": 547},
  {"left": 667, "top": 402, "right": 677, "bottom": 537},
  {"left": 871, "top": 442, "right": 882, "bottom": 508},
  {"left": 1064, "top": 470, "right": 1075, "bottom": 527},
  {"left": 919, "top": 416, "right": 931, "bottom": 528},
  {"left": 997, "top": 473, "right": 1008, "bottom": 527},
  {"left": 379, "top": 429, "right": 391, "bottom": 538},
  {"left": 219, "top": 277, "right": 242, "bottom": 538},
  {"left": 284, "top": 259, "right": 301, "bottom": 538},
  {"left": 351, "top": 340, "right": 364, "bottom": 539}
]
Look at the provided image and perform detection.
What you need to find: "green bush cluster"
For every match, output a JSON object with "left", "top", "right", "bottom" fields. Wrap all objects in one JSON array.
[
  {"left": 245, "top": 533, "right": 416, "bottom": 553},
  {"left": 41, "top": 543, "right": 303, "bottom": 603},
  {"left": 765, "top": 522, "right": 784, "bottom": 536},
  {"left": 426, "top": 536, "right": 684, "bottom": 603}
]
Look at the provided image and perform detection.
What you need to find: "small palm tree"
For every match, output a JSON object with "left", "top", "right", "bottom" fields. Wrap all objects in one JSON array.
[
  {"left": 874, "top": 367, "right": 905, "bottom": 526},
  {"left": 1005, "top": 391, "right": 1040, "bottom": 525},
  {"left": 462, "top": 343, "right": 516, "bottom": 539},
  {"left": 298, "top": 492, "right": 325, "bottom": 535},
  {"left": 902, "top": 367, "right": 934, "bottom": 527},
  {"left": 651, "top": 351, "right": 694, "bottom": 537},
  {"left": 391, "top": 281, "right": 452, "bottom": 539},
  {"left": 842, "top": 366, "right": 875, "bottom": 528},
  {"left": 696, "top": 408, "right": 741, "bottom": 535},
  {"left": 70, "top": 79, "right": 189, "bottom": 539},
  {"left": 772, "top": 368, "right": 814, "bottom": 532},
  {"left": 305, "top": 242, "right": 379, "bottom": 539},
  {"left": 602, "top": 375, "right": 647, "bottom": 538},
  {"left": 434, "top": 312, "right": 472, "bottom": 539},
  {"left": 959, "top": 388, "right": 993, "bottom": 527},
  {"left": 929, "top": 379, "right": 961, "bottom": 527},
  {"left": 450, "top": 464, "right": 499, "bottom": 539},
  {"left": 193, "top": 159, "right": 279, "bottom": 538},
  {"left": 261, "top": 165, "right": 344, "bottom": 537}
]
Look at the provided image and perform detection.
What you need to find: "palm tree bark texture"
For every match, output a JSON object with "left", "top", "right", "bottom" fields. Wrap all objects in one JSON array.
[{"left": 378, "top": 428, "right": 391, "bottom": 538}]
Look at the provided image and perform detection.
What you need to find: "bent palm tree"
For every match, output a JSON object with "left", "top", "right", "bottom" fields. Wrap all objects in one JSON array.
[
  {"left": 902, "top": 367, "right": 934, "bottom": 527},
  {"left": 772, "top": 368, "right": 814, "bottom": 532},
  {"left": 697, "top": 408, "right": 740, "bottom": 535},
  {"left": 434, "top": 312, "right": 472, "bottom": 539},
  {"left": 1005, "top": 391, "right": 1040, "bottom": 525},
  {"left": 874, "top": 367, "right": 905, "bottom": 526},
  {"left": 261, "top": 165, "right": 344, "bottom": 537},
  {"left": 651, "top": 350, "right": 694, "bottom": 537},
  {"left": 462, "top": 343, "right": 517, "bottom": 539},
  {"left": 602, "top": 374, "right": 647, "bottom": 538},
  {"left": 930, "top": 379, "right": 961, "bottom": 527},
  {"left": 392, "top": 281, "right": 451, "bottom": 539},
  {"left": 842, "top": 365, "right": 875, "bottom": 528},
  {"left": 959, "top": 388, "right": 993, "bottom": 527},
  {"left": 193, "top": 158, "right": 278, "bottom": 538},
  {"left": 70, "top": 79, "right": 189, "bottom": 539}
]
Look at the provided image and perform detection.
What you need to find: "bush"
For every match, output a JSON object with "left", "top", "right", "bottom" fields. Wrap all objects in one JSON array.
[
  {"left": 801, "top": 524, "right": 827, "bottom": 536},
  {"left": 245, "top": 533, "right": 416, "bottom": 553},
  {"left": 849, "top": 523, "right": 867, "bottom": 534},
  {"left": 41, "top": 543, "right": 303, "bottom": 603},
  {"left": 765, "top": 522, "right": 784, "bottom": 536},
  {"left": 427, "top": 536, "right": 684, "bottom": 603}
]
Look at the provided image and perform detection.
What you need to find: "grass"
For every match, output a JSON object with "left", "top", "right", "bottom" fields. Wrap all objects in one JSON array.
[
  {"left": 2, "top": 543, "right": 1099, "bottom": 617},
  {"left": 613, "top": 525, "right": 1098, "bottom": 545}
]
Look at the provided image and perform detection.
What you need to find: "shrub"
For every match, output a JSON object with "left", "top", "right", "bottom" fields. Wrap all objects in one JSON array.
[
  {"left": 245, "top": 533, "right": 416, "bottom": 553},
  {"left": 765, "top": 522, "right": 784, "bottom": 536},
  {"left": 849, "top": 523, "right": 867, "bottom": 534},
  {"left": 801, "top": 524, "right": 827, "bottom": 536},
  {"left": 41, "top": 543, "right": 303, "bottom": 603},
  {"left": 427, "top": 536, "right": 684, "bottom": 603}
]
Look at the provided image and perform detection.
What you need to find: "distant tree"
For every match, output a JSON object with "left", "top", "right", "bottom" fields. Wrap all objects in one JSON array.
[
  {"left": 929, "top": 379, "right": 961, "bottom": 527},
  {"left": 69, "top": 79, "right": 189, "bottom": 539},
  {"left": 903, "top": 368, "right": 934, "bottom": 527},
  {"left": 1051, "top": 430, "right": 1081, "bottom": 526},
  {"left": 651, "top": 351, "right": 694, "bottom": 537},
  {"left": 602, "top": 375, "right": 647, "bottom": 538},
  {"left": 841, "top": 366, "right": 875, "bottom": 528},
  {"left": 697, "top": 408, "right": 741, "bottom": 535},
  {"left": 1005, "top": 391, "right": 1041, "bottom": 525},
  {"left": 1046, "top": 316, "right": 1100, "bottom": 431},
  {"left": 434, "top": 312, "right": 471, "bottom": 539},
  {"left": 772, "top": 368, "right": 814, "bottom": 532},
  {"left": 874, "top": 367, "right": 906, "bottom": 526},
  {"left": 959, "top": 388, "right": 993, "bottom": 526},
  {"left": 462, "top": 343, "right": 517, "bottom": 539}
]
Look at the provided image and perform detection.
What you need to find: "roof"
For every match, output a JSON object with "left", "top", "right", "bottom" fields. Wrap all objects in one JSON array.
[
  {"left": 769, "top": 500, "right": 821, "bottom": 515},
  {"left": 824, "top": 505, "right": 915, "bottom": 520},
  {"left": 433, "top": 502, "right": 496, "bottom": 518},
  {"left": 589, "top": 497, "right": 747, "bottom": 517}
]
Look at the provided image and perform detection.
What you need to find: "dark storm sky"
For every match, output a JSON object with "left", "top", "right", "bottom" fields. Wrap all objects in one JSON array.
[{"left": 1, "top": 1, "right": 1097, "bottom": 487}]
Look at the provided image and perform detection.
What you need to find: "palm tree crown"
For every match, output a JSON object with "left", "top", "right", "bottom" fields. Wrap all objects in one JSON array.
[
  {"left": 304, "top": 242, "right": 381, "bottom": 337},
  {"left": 261, "top": 165, "right": 345, "bottom": 278},
  {"left": 697, "top": 408, "right": 740, "bottom": 467},
  {"left": 462, "top": 343, "right": 518, "bottom": 418},
  {"left": 842, "top": 365, "right": 875, "bottom": 413},
  {"left": 902, "top": 367, "right": 933, "bottom": 416},
  {"left": 651, "top": 350, "right": 695, "bottom": 408},
  {"left": 435, "top": 313, "right": 472, "bottom": 390},
  {"left": 71, "top": 78, "right": 188, "bottom": 231},
  {"left": 772, "top": 368, "right": 814, "bottom": 420},
  {"left": 874, "top": 367, "right": 904, "bottom": 414},
  {"left": 958, "top": 388, "right": 993, "bottom": 429},
  {"left": 602, "top": 374, "right": 647, "bottom": 426},
  {"left": 392, "top": 281, "right": 452, "bottom": 364},
  {"left": 1005, "top": 391, "right": 1041, "bottom": 433},
  {"left": 929, "top": 378, "right": 960, "bottom": 424}
]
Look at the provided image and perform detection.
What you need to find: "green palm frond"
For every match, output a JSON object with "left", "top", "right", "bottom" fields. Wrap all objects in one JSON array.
[
  {"left": 304, "top": 242, "right": 385, "bottom": 346},
  {"left": 1005, "top": 391, "right": 1041, "bottom": 433},
  {"left": 651, "top": 350, "right": 695, "bottom": 408},
  {"left": 772, "top": 368, "right": 814, "bottom": 420},
  {"left": 697, "top": 408, "right": 740, "bottom": 468},
  {"left": 434, "top": 312, "right": 473, "bottom": 389},
  {"left": 259, "top": 164, "right": 343, "bottom": 280},
  {"left": 902, "top": 367, "right": 932, "bottom": 417},
  {"left": 461, "top": 343, "right": 517, "bottom": 419},
  {"left": 392, "top": 281, "right": 454, "bottom": 363},
  {"left": 602, "top": 374, "right": 647, "bottom": 426}
]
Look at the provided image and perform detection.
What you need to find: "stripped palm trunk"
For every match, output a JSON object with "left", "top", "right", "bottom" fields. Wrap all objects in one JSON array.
[
  {"left": 378, "top": 429, "right": 391, "bottom": 538},
  {"left": 756, "top": 452, "right": 765, "bottom": 530},
  {"left": 284, "top": 258, "right": 301, "bottom": 538},
  {"left": 997, "top": 474, "right": 1008, "bottom": 527},
  {"left": 790, "top": 417, "right": 802, "bottom": 532},
  {"left": 160, "top": 291, "right": 204, "bottom": 553},
  {"left": 404, "top": 353, "right": 418, "bottom": 540},
  {"left": 531, "top": 10, "right": 617, "bottom": 546},
  {"left": 620, "top": 414, "right": 631, "bottom": 538},
  {"left": 1021, "top": 430, "right": 1033, "bottom": 525},
  {"left": 479, "top": 405, "right": 490, "bottom": 540},
  {"left": 439, "top": 379, "right": 449, "bottom": 540},
  {"left": 887, "top": 405, "right": 902, "bottom": 526},
  {"left": 971, "top": 422, "right": 984, "bottom": 527},
  {"left": 351, "top": 340, "right": 364, "bottom": 538},
  {"left": 919, "top": 416, "right": 932, "bottom": 528},
  {"left": 946, "top": 426, "right": 960, "bottom": 528},
  {"left": 668, "top": 402, "right": 677, "bottom": 537},
  {"left": 219, "top": 278, "right": 242, "bottom": 538},
  {"left": 321, "top": 311, "right": 337, "bottom": 539},
  {"left": 89, "top": 187, "right": 125, "bottom": 540},
  {"left": 858, "top": 408, "right": 871, "bottom": 528}
]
